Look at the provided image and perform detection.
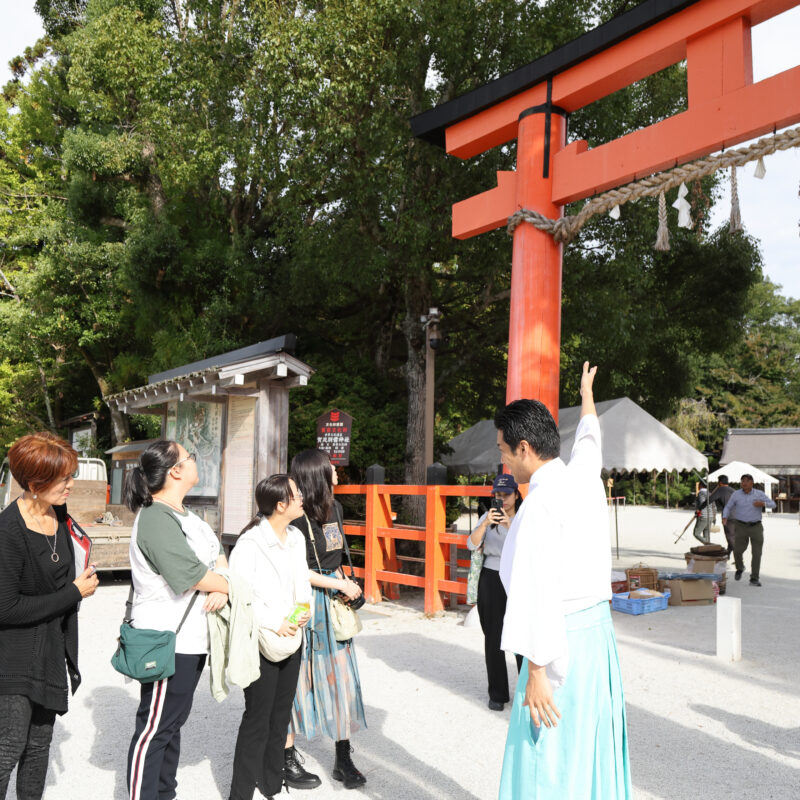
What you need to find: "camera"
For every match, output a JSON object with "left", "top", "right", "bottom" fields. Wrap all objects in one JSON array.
[
  {"left": 337, "top": 575, "right": 366, "bottom": 610},
  {"left": 337, "top": 590, "right": 366, "bottom": 610}
]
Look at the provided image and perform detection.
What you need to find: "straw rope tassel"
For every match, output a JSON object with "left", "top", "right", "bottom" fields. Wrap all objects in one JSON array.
[
  {"left": 729, "top": 166, "right": 743, "bottom": 233},
  {"left": 654, "top": 189, "right": 670, "bottom": 251}
]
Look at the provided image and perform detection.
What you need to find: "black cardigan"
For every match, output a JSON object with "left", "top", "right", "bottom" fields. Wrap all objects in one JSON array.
[{"left": 0, "top": 501, "right": 82, "bottom": 713}]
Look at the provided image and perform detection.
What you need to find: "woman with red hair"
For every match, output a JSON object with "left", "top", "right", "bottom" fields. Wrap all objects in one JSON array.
[{"left": 0, "top": 432, "right": 99, "bottom": 800}]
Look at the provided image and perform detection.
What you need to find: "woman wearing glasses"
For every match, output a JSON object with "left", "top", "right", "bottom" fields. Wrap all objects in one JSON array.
[
  {"left": 228, "top": 475, "right": 311, "bottom": 800},
  {"left": 123, "top": 440, "right": 229, "bottom": 800},
  {"left": 0, "top": 433, "right": 99, "bottom": 800}
]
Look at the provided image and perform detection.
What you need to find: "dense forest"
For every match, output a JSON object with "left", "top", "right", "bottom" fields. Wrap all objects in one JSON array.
[{"left": 2, "top": 0, "right": 799, "bottom": 486}]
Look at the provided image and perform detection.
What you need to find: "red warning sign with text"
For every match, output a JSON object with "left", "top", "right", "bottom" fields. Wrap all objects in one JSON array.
[{"left": 316, "top": 409, "right": 353, "bottom": 466}]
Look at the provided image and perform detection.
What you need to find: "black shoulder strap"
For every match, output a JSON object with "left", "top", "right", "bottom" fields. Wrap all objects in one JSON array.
[
  {"left": 176, "top": 591, "right": 200, "bottom": 634},
  {"left": 305, "top": 513, "right": 325, "bottom": 573},
  {"left": 334, "top": 503, "right": 356, "bottom": 580},
  {"left": 122, "top": 586, "right": 135, "bottom": 625},
  {"left": 122, "top": 587, "right": 199, "bottom": 633}
]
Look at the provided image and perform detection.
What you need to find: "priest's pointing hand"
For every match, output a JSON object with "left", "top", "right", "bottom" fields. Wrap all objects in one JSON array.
[{"left": 580, "top": 361, "right": 598, "bottom": 418}]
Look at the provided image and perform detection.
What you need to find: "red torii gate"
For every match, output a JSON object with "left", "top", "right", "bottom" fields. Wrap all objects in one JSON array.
[{"left": 411, "top": 0, "right": 800, "bottom": 419}]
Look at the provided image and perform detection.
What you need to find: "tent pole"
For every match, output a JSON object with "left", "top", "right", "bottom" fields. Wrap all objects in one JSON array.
[
  {"left": 468, "top": 471, "right": 473, "bottom": 531},
  {"left": 614, "top": 471, "right": 620, "bottom": 560},
  {"left": 665, "top": 471, "right": 669, "bottom": 509}
]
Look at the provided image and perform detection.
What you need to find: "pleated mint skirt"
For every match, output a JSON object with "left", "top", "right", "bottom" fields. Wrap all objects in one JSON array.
[{"left": 499, "top": 602, "right": 632, "bottom": 800}]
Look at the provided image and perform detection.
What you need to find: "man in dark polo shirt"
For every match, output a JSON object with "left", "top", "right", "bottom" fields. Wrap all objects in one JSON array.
[{"left": 709, "top": 475, "right": 735, "bottom": 555}]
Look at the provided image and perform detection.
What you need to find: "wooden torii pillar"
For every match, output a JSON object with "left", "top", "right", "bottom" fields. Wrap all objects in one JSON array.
[{"left": 412, "top": 0, "right": 800, "bottom": 419}]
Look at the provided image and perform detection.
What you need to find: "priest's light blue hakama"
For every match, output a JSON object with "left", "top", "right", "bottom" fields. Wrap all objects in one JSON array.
[{"left": 499, "top": 601, "right": 631, "bottom": 800}]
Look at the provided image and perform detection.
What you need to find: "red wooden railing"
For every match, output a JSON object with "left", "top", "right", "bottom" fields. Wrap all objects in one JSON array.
[{"left": 334, "top": 484, "right": 494, "bottom": 614}]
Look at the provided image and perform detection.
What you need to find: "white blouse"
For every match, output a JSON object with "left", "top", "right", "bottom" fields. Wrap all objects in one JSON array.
[
  {"left": 499, "top": 414, "right": 611, "bottom": 688},
  {"left": 229, "top": 519, "right": 312, "bottom": 633}
]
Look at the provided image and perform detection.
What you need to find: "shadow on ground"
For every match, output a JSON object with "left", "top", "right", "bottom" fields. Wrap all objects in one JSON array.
[
  {"left": 692, "top": 703, "right": 800, "bottom": 761},
  {"left": 296, "top": 705, "right": 485, "bottom": 800},
  {"left": 357, "top": 630, "right": 519, "bottom": 710},
  {"left": 628, "top": 704, "right": 800, "bottom": 799}
]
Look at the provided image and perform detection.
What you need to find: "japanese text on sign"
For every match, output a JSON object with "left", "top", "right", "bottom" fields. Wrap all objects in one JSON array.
[{"left": 316, "top": 409, "right": 353, "bottom": 466}]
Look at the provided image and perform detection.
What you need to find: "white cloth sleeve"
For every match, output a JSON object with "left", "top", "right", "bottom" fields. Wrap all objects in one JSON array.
[
  {"left": 292, "top": 533, "right": 313, "bottom": 605},
  {"left": 500, "top": 500, "right": 567, "bottom": 670},
  {"left": 569, "top": 413, "right": 602, "bottom": 476},
  {"left": 229, "top": 540, "right": 285, "bottom": 633}
]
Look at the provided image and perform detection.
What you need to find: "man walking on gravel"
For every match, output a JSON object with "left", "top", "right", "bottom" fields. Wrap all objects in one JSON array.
[{"left": 722, "top": 474, "right": 776, "bottom": 587}]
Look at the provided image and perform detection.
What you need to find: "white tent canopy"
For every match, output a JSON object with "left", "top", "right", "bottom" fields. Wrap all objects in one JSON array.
[
  {"left": 442, "top": 397, "right": 708, "bottom": 475},
  {"left": 708, "top": 460, "right": 778, "bottom": 486}
]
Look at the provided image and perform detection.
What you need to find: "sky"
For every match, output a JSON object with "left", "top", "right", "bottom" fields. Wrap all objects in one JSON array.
[{"left": 2, "top": 2, "right": 799, "bottom": 298}]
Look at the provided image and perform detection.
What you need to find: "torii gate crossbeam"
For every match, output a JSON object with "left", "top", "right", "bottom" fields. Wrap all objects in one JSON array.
[{"left": 411, "top": 0, "right": 800, "bottom": 419}]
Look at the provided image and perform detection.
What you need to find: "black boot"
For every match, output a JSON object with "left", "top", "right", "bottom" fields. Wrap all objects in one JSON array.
[
  {"left": 332, "top": 739, "right": 366, "bottom": 789},
  {"left": 284, "top": 746, "right": 322, "bottom": 790}
]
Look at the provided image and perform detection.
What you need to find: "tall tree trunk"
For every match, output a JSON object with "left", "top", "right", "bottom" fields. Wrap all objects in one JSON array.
[
  {"left": 400, "top": 277, "right": 429, "bottom": 528},
  {"left": 108, "top": 405, "right": 131, "bottom": 447},
  {"left": 78, "top": 346, "right": 131, "bottom": 445},
  {"left": 33, "top": 356, "right": 57, "bottom": 432},
  {"left": 142, "top": 140, "right": 167, "bottom": 218}
]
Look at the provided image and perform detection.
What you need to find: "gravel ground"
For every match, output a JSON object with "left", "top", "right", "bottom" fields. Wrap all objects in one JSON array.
[{"left": 10, "top": 506, "right": 799, "bottom": 800}]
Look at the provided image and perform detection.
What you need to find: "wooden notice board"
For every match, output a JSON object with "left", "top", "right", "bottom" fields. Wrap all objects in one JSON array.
[{"left": 222, "top": 395, "right": 257, "bottom": 535}]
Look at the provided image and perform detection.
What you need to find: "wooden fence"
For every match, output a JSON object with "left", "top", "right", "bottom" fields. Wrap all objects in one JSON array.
[{"left": 334, "top": 483, "right": 495, "bottom": 614}]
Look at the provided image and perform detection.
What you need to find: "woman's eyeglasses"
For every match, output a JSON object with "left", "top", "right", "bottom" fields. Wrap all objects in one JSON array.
[{"left": 173, "top": 453, "right": 197, "bottom": 468}]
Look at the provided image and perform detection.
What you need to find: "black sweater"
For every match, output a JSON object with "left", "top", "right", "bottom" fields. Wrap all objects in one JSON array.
[{"left": 0, "top": 501, "right": 82, "bottom": 713}]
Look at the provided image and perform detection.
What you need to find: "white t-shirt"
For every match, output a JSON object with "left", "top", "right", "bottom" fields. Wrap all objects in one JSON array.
[{"left": 129, "top": 502, "right": 222, "bottom": 655}]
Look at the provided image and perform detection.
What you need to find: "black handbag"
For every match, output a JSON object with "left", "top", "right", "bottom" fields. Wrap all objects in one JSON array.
[{"left": 333, "top": 504, "right": 365, "bottom": 610}]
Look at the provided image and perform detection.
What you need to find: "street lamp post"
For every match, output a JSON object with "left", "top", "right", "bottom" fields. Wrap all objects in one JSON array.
[{"left": 421, "top": 307, "right": 442, "bottom": 467}]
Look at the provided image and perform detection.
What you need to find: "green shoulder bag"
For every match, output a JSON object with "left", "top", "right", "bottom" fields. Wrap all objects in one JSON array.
[{"left": 111, "top": 587, "right": 199, "bottom": 683}]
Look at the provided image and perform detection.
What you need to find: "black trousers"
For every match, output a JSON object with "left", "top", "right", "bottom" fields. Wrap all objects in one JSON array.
[
  {"left": 229, "top": 649, "right": 302, "bottom": 800},
  {"left": 0, "top": 695, "right": 56, "bottom": 800},
  {"left": 722, "top": 519, "right": 736, "bottom": 552},
  {"left": 477, "top": 567, "right": 522, "bottom": 703},
  {"left": 127, "top": 653, "right": 206, "bottom": 800}
]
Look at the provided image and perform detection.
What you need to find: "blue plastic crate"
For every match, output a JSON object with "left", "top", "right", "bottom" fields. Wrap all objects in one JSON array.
[{"left": 611, "top": 589, "right": 670, "bottom": 615}]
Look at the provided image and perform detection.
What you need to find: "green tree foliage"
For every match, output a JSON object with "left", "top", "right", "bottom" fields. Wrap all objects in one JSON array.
[
  {"left": 0, "top": 0, "right": 772, "bottom": 491},
  {"left": 692, "top": 281, "right": 800, "bottom": 446},
  {"left": 560, "top": 223, "right": 764, "bottom": 417}
]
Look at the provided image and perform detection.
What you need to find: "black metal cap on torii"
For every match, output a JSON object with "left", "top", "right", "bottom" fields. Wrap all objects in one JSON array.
[{"left": 410, "top": 0, "right": 701, "bottom": 149}]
